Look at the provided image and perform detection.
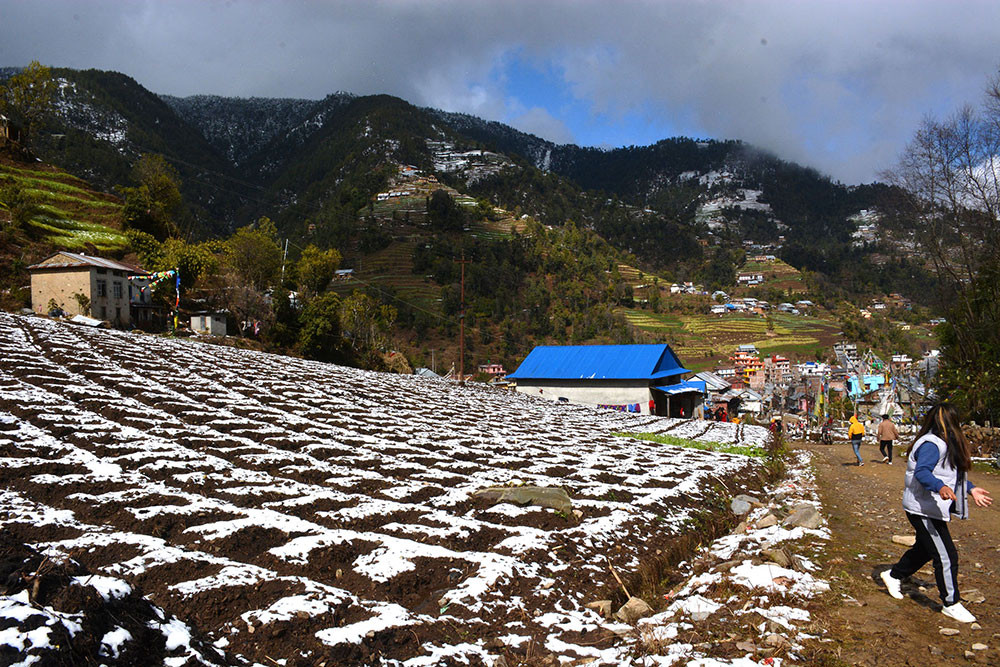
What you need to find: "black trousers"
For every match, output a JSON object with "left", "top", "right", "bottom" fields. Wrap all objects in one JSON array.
[
  {"left": 879, "top": 439, "right": 894, "bottom": 462},
  {"left": 890, "top": 512, "right": 960, "bottom": 605}
]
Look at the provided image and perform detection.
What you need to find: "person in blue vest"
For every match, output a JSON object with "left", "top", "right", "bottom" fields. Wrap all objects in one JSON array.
[{"left": 880, "top": 403, "right": 992, "bottom": 623}]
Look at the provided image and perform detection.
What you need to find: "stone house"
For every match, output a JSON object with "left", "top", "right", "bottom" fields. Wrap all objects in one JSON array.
[{"left": 28, "top": 252, "right": 152, "bottom": 328}]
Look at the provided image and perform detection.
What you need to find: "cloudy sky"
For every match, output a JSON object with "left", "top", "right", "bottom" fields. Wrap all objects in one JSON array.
[{"left": 2, "top": 0, "right": 1000, "bottom": 183}]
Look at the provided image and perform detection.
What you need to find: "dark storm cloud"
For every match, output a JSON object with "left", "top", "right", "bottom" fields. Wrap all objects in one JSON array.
[{"left": 2, "top": 0, "right": 999, "bottom": 182}]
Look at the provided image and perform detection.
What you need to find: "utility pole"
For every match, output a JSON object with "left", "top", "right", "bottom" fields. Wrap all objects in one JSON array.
[
  {"left": 457, "top": 253, "right": 471, "bottom": 385},
  {"left": 280, "top": 238, "right": 289, "bottom": 284}
]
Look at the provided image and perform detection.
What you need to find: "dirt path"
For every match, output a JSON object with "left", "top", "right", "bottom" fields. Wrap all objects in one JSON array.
[{"left": 800, "top": 440, "right": 1000, "bottom": 665}]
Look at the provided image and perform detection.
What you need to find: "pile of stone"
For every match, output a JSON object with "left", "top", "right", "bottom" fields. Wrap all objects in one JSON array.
[
  {"left": 575, "top": 451, "right": 831, "bottom": 664},
  {"left": 963, "top": 424, "right": 1000, "bottom": 459}
]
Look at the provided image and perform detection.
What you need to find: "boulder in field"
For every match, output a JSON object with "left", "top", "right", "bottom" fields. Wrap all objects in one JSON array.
[{"left": 615, "top": 596, "right": 654, "bottom": 623}]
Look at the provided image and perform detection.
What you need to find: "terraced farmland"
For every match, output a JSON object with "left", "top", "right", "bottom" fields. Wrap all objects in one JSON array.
[
  {"left": 738, "top": 258, "right": 806, "bottom": 294},
  {"left": 0, "top": 161, "right": 127, "bottom": 251},
  {"left": 336, "top": 240, "right": 442, "bottom": 312},
  {"left": 623, "top": 309, "right": 841, "bottom": 369},
  {"left": 0, "top": 312, "right": 768, "bottom": 665}
]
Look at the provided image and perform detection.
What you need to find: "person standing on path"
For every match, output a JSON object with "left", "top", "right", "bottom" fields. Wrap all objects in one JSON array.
[
  {"left": 848, "top": 414, "right": 865, "bottom": 465},
  {"left": 878, "top": 414, "right": 900, "bottom": 464},
  {"left": 880, "top": 403, "right": 992, "bottom": 623}
]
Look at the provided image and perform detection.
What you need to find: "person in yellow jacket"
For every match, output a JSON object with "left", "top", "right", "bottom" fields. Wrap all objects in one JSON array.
[{"left": 849, "top": 414, "right": 866, "bottom": 466}]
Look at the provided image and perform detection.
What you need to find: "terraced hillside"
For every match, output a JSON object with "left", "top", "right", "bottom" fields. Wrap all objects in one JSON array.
[
  {"left": 0, "top": 312, "right": 769, "bottom": 666},
  {"left": 738, "top": 258, "right": 806, "bottom": 294},
  {"left": 0, "top": 160, "right": 126, "bottom": 251},
  {"left": 335, "top": 239, "right": 442, "bottom": 312},
  {"left": 624, "top": 309, "right": 841, "bottom": 369}
]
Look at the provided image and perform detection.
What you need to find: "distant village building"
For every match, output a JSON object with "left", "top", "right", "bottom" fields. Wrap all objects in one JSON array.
[
  {"left": 764, "top": 355, "right": 791, "bottom": 385},
  {"left": 507, "top": 344, "right": 701, "bottom": 418},
  {"left": 190, "top": 312, "right": 227, "bottom": 336},
  {"left": 885, "top": 293, "right": 912, "bottom": 310},
  {"left": 735, "top": 388, "right": 764, "bottom": 415},
  {"left": 413, "top": 367, "right": 442, "bottom": 380},
  {"left": 477, "top": 363, "right": 507, "bottom": 378},
  {"left": 691, "top": 370, "right": 740, "bottom": 417},
  {"left": 737, "top": 272, "right": 764, "bottom": 286},
  {"left": 890, "top": 354, "right": 913, "bottom": 371},
  {"left": 28, "top": 252, "right": 158, "bottom": 329}
]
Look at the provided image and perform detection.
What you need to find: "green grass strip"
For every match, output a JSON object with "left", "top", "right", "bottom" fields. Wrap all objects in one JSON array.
[{"left": 613, "top": 431, "right": 766, "bottom": 458}]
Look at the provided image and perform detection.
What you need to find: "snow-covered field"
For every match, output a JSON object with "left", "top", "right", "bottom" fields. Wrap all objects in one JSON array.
[{"left": 0, "top": 312, "right": 770, "bottom": 665}]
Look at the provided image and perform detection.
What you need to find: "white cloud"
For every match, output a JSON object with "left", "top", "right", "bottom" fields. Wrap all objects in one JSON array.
[
  {"left": 2, "top": 0, "right": 1000, "bottom": 182},
  {"left": 509, "top": 106, "right": 575, "bottom": 145}
]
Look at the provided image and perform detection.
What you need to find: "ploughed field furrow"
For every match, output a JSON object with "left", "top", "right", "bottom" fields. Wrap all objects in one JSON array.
[{"left": 0, "top": 312, "right": 770, "bottom": 666}]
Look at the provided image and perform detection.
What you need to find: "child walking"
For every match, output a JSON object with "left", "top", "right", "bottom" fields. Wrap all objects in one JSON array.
[{"left": 880, "top": 403, "right": 992, "bottom": 623}]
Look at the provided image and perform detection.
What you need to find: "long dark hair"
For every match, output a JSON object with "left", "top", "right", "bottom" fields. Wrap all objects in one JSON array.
[{"left": 906, "top": 403, "right": 972, "bottom": 472}]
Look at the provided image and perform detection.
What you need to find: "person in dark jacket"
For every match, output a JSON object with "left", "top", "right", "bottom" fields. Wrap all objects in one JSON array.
[{"left": 880, "top": 403, "right": 992, "bottom": 623}]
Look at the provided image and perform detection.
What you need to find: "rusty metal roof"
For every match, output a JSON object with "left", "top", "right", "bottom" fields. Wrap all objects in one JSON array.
[{"left": 27, "top": 252, "right": 146, "bottom": 274}]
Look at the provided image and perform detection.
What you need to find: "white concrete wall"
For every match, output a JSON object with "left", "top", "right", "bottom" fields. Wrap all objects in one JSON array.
[{"left": 514, "top": 380, "right": 654, "bottom": 411}]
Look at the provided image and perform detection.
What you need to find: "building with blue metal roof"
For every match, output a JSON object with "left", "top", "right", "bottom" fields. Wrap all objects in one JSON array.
[{"left": 507, "top": 344, "right": 704, "bottom": 417}]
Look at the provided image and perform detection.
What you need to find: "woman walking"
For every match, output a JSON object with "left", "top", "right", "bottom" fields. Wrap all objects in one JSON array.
[
  {"left": 848, "top": 414, "right": 865, "bottom": 465},
  {"left": 880, "top": 403, "right": 992, "bottom": 623}
]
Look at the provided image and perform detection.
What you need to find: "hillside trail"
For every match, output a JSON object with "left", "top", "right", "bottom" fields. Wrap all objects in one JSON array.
[{"left": 797, "top": 440, "right": 1000, "bottom": 665}]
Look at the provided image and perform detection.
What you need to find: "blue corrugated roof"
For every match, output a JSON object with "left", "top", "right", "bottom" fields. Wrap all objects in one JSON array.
[
  {"left": 507, "top": 344, "right": 689, "bottom": 380},
  {"left": 652, "top": 379, "right": 707, "bottom": 395}
]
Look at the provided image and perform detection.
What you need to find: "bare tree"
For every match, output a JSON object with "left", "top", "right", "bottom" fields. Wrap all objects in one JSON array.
[{"left": 881, "top": 73, "right": 1000, "bottom": 420}]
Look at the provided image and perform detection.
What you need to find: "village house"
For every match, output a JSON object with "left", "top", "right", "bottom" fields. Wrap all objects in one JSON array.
[
  {"left": 190, "top": 311, "right": 227, "bottom": 336},
  {"left": 507, "top": 344, "right": 701, "bottom": 418},
  {"left": 691, "top": 370, "right": 740, "bottom": 417},
  {"left": 28, "top": 252, "right": 158, "bottom": 329},
  {"left": 735, "top": 388, "right": 764, "bottom": 415},
  {"left": 764, "top": 354, "right": 791, "bottom": 385},
  {"left": 476, "top": 363, "right": 507, "bottom": 378},
  {"left": 737, "top": 272, "right": 764, "bottom": 286},
  {"left": 890, "top": 354, "right": 913, "bottom": 372},
  {"left": 885, "top": 293, "right": 912, "bottom": 310}
]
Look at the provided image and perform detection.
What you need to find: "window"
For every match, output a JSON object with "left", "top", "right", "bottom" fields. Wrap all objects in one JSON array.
[
  {"left": 96, "top": 280, "right": 107, "bottom": 297},
  {"left": 113, "top": 282, "right": 122, "bottom": 299},
  {"left": 100, "top": 306, "right": 107, "bottom": 319}
]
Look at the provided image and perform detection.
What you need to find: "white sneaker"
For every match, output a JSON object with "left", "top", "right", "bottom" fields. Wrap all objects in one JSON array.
[
  {"left": 941, "top": 602, "right": 976, "bottom": 623},
  {"left": 881, "top": 570, "right": 903, "bottom": 599},
  {"left": 882, "top": 456, "right": 889, "bottom": 463}
]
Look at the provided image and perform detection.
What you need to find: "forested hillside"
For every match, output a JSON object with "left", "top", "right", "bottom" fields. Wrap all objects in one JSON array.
[{"left": 0, "top": 65, "right": 940, "bottom": 375}]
